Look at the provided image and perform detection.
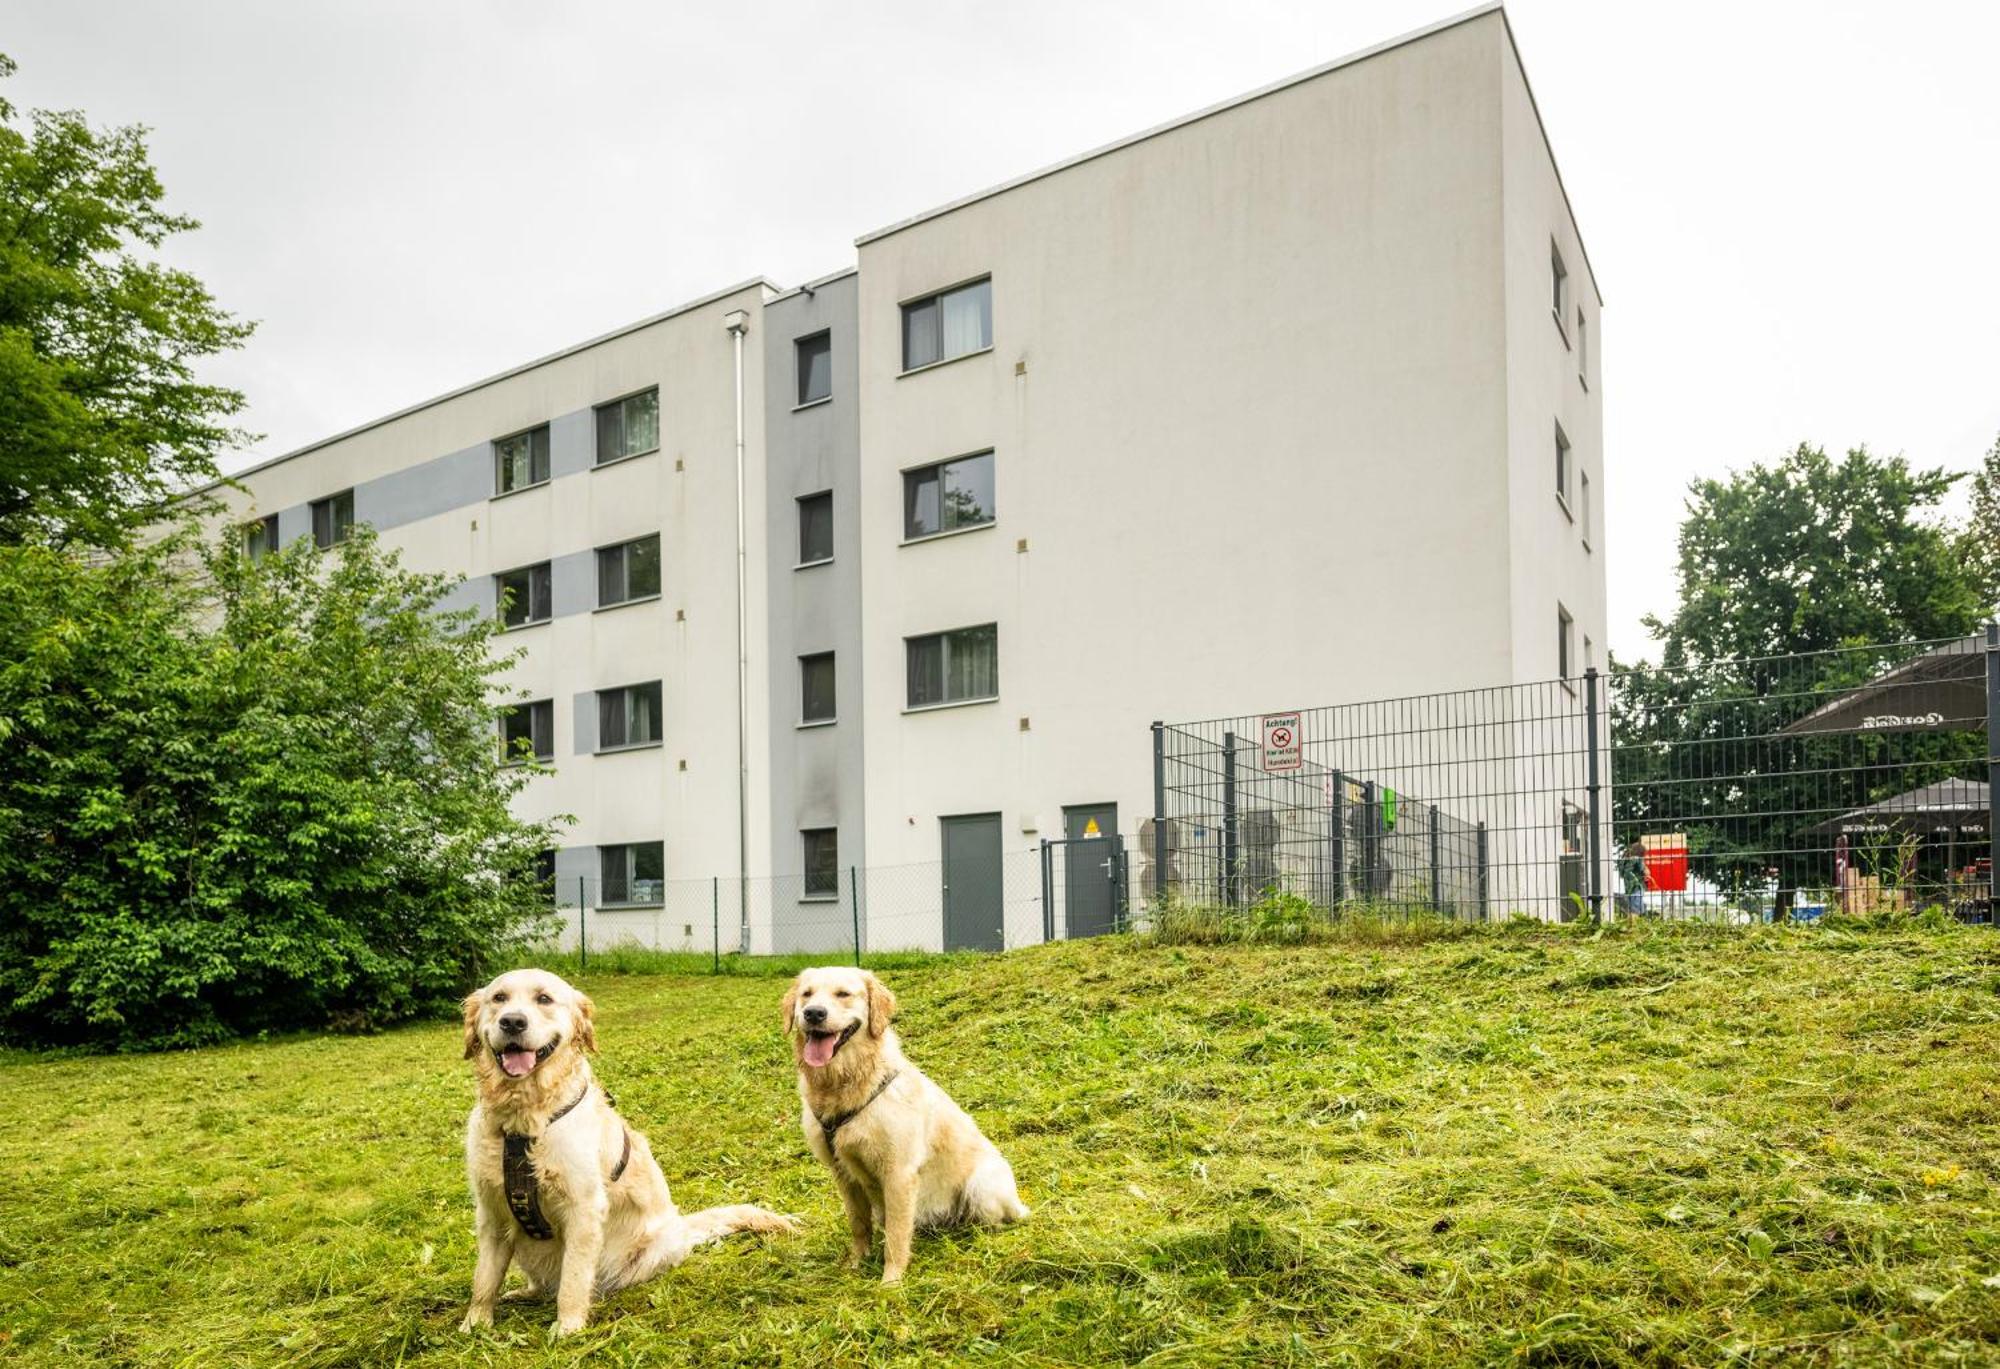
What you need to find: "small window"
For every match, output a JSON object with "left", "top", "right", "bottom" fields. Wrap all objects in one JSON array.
[
  {"left": 495, "top": 561, "right": 553, "bottom": 629},
  {"left": 595, "top": 388, "right": 660, "bottom": 465},
  {"left": 499, "top": 699, "right": 554, "bottom": 764},
  {"left": 244, "top": 514, "right": 280, "bottom": 561},
  {"left": 796, "top": 331, "right": 832, "bottom": 406},
  {"left": 1554, "top": 422, "right": 1571, "bottom": 506},
  {"left": 904, "top": 451, "right": 995, "bottom": 540},
  {"left": 906, "top": 623, "right": 998, "bottom": 708},
  {"left": 1558, "top": 604, "right": 1574, "bottom": 681},
  {"left": 800, "top": 652, "right": 836, "bottom": 724},
  {"left": 598, "top": 681, "right": 663, "bottom": 749},
  {"left": 534, "top": 848, "right": 557, "bottom": 902},
  {"left": 1577, "top": 309, "right": 1589, "bottom": 385},
  {"left": 494, "top": 425, "right": 552, "bottom": 494},
  {"left": 601, "top": 840, "right": 664, "bottom": 906},
  {"left": 798, "top": 491, "right": 833, "bottom": 565},
  {"left": 310, "top": 490, "right": 354, "bottom": 549},
  {"left": 1580, "top": 470, "right": 1593, "bottom": 548},
  {"left": 597, "top": 534, "right": 662, "bottom": 607},
  {"left": 1551, "top": 242, "right": 1569, "bottom": 321},
  {"left": 901, "top": 278, "right": 991, "bottom": 371},
  {"left": 802, "top": 828, "right": 838, "bottom": 899}
]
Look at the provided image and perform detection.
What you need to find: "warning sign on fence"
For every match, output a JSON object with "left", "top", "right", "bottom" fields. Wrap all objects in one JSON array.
[{"left": 1261, "top": 711, "right": 1303, "bottom": 772}]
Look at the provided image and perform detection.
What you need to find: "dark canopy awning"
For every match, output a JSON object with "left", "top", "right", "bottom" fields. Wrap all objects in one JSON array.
[
  {"left": 1780, "top": 635, "right": 1985, "bottom": 736},
  {"left": 1806, "top": 778, "right": 1991, "bottom": 836}
]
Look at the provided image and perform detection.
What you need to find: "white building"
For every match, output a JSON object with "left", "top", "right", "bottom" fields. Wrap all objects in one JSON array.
[{"left": 209, "top": 4, "right": 1605, "bottom": 951}]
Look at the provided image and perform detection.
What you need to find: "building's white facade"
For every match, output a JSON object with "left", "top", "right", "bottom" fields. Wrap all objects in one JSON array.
[{"left": 208, "top": 5, "right": 1605, "bottom": 950}]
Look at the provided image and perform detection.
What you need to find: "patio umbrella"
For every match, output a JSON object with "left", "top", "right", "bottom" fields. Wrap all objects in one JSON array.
[
  {"left": 1780, "top": 635, "right": 1986, "bottom": 736},
  {"left": 1805, "top": 779, "right": 1991, "bottom": 837}
]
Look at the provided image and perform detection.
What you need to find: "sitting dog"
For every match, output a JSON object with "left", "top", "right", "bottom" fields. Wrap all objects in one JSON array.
[
  {"left": 459, "top": 968, "right": 795, "bottom": 1336},
  {"left": 782, "top": 967, "right": 1027, "bottom": 1283}
]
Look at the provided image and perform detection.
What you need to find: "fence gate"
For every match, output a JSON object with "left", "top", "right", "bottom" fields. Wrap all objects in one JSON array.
[{"left": 1040, "top": 834, "right": 1129, "bottom": 939}]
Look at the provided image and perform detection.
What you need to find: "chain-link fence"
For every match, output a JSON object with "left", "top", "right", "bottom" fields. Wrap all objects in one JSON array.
[{"left": 1154, "top": 633, "right": 1998, "bottom": 926}]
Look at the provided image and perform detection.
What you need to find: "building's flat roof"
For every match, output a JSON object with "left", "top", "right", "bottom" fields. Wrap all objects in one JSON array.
[
  {"left": 206, "top": 275, "right": 778, "bottom": 492},
  {"left": 766, "top": 265, "right": 859, "bottom": 307},
  {"left": 851, "top": 2, "right": 1601, "bottom": 304}
]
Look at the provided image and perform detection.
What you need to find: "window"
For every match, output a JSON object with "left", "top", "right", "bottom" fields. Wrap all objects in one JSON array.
[
  {"left": 904, "top": 451, "right": 995, "bottom": 540},
  {"left": 1554, "top": 422, "right": 1571, "bottom": 507},
  {"left": 1577, "top": 309, "right": 1589, "bottom": 386},
  {"left": 906, "top": 623, "right": 998, "bottom": 708},
  {"left": 796, "top": 331, "right": 832, "bottom": 406},
  {"left": 901, "top": 277, "right": 991, "bottom": 371},
  {"left": 598, "top": 681, "right": 663, "bottom": 749},
  {"left": 798, "top": 491, "right": 833, "bottom": 565},
  {"left": 802, "top": 828, "right": 838, "bottom": 899},
  {"left": 597, "top": 534, "right": 661, "bottom": 607},
  {"left": 595, "top": 388, "right": 660, "bottom": 465},
  {"left": 800, "top": 652, "right": 836, "bottom": 724},
  {"left": 1580, "top": 470, "right": 1593, "bottom": 548},
  {"left": 601, "top": 841, "right": 664, "bottom": 906},
  {"left": 534, "top": 849, "right": 557, "bottom": 901},
  {"left": 1558, "top": 605, "right": 1574, "bottom": 682},
  {"left": 1551, "top": 242, "right": 1569, "bottom": 323},
  {"left": 310, "top": 490, "right": 354, "bottom": 548},
  {"left": 499, "top": 699, "right": 554, "bottom": 764},
  {"left": 495, "top": 561, "right": 552, "bottom": 629},
  {"left": 244, "top": 514, "right": 279, "bottom": 561},
  {"left": 494, "top": 425, "right": 551, "bottom": 494}
]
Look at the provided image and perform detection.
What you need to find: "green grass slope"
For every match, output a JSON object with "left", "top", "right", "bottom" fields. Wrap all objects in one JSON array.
[{"left": 3, "top": 922, "right": 1997, "bottom": 1366}]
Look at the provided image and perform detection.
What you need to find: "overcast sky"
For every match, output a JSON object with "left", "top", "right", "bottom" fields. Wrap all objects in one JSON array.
[{"left": 8, "top": 1, "right": 1997, "bottom": 657}]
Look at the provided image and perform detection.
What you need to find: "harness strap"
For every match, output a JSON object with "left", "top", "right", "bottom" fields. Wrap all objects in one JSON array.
[
  {"left": 814, "top": 1070, "right": 902, "bottom": 1154},
  {"left": 501, "top": 1085, "right": 591, "bottom": 1241},
  {"left": 610, "top": 1126, "right": 632, "bottom": 1184}
]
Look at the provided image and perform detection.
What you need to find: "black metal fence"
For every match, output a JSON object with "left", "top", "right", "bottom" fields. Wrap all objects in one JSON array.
[{"left": 1153, "top": 632, "right": 1997, "bottom": 925}]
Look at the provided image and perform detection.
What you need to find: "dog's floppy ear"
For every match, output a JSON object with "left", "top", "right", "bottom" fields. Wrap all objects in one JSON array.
[
  {"left": 864, "top": 972, "right": 897, "bottom": 1040},
  {"left": 461, "top": 992, "right": 483, "bottom": 1060},
  {"left": 574, "top": 992, "right": 598, "bottom": 1054},
  {"left": 779, "top": 977, "right": 800, "bottom": 1035}
]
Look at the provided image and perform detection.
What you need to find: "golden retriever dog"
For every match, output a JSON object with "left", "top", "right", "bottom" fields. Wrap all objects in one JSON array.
[
  {"left": 459, "top": 968, "right": 794, "bottom": 1336},
  {"left": 781, "top": 967, "right": 1027, "bottom": 1283}
]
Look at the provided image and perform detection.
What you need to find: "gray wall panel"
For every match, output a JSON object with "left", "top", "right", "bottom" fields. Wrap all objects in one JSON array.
[
  {"left": 550, "top": 410, "right": 594, "bottom": 479},
  {"left": 277, "top": 504, "right": 311, "bottom": 547},
  {"left": 573, "top": 691, "right": 598, "bottom": 756},
  {"left": 355, "top": 443, "right": 489, "bottom": 531},
  {"left": 551, "top": 548, "right": 596, "bottom": 618}
]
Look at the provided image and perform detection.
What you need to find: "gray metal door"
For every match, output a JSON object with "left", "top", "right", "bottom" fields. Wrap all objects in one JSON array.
[
  {"left": 1063, "top": 804, "right": 1120, "bottom": 937},
  {"left": 941, "top": 813, "right": 1004, "bottom": 951}
]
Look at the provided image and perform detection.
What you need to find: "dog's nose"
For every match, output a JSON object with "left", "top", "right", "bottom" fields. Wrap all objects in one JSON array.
[
  {"left": 498, "top": 1012, "right": 528, "bottom": 1035},
  {"left": 802, "top": 1005, "right": 828, "bottom": 1027}
]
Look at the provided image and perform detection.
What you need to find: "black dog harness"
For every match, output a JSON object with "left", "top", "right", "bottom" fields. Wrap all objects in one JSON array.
[
  {"left": 502, "top": 1085, "right": 632, "bottom": 1240},
  {"left": 812, "top": 1070, "right": 901, "bottom": 1155}
]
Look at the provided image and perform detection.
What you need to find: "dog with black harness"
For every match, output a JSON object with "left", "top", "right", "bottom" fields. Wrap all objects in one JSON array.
[{"left": 458, "top": 968, "right": 796, "bottom": 1337}]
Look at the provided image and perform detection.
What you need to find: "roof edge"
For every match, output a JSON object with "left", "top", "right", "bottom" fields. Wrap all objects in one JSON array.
[
  {"left": 1494, "top": 9, "right": 1604, "bottom": 307},
  {"left": 206, "top": 275, "right": 781, "bottom": 492},
  {"left": 853, "top": 2, "right": 1505, "bottom": 248},
  {"left": 765, "top": 264, "right": 860, "bottom": 306}
]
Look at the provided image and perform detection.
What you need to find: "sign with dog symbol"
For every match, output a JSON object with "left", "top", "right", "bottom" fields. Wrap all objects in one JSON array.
[{"left": 1261, "top": 712, "right": 1303, "bottom": 772}]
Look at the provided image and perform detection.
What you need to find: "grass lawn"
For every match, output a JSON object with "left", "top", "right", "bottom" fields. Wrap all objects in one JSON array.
[{"left": 4, "top": 920, "right": 1999, "bottom": 1366}]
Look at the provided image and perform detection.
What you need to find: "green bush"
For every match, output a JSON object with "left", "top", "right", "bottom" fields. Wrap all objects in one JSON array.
[{"left": 0, "top": 529, "right": 559, "bottom": 1049}]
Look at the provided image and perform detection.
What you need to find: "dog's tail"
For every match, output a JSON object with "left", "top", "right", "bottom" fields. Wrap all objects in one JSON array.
[{"left": 683, "top": 1203, "right": 800, "bottom": 1247}]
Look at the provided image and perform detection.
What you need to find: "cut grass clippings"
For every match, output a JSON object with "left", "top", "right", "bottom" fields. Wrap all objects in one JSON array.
[{"left": 3, "top": 919, "right": 1998, "bottom": 1365}]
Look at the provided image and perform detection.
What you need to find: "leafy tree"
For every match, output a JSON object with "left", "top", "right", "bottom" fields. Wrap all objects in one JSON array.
[
  {"left": 0, "top": 530, "right": 560, "bottom": 1050},
  {"left": 1955, "top": 431, "right": 2000, "bottom": 611},
  {"left": 1613, "top": 443, "right": 1987, "bottom": 910},
  {"left": 0, "top": 53, "right": 251, "bottom": 548}
]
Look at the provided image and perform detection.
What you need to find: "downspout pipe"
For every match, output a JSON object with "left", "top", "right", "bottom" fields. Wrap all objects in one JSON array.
[{"left": 724, "top": 308, "right": 751, "bottom": 954}]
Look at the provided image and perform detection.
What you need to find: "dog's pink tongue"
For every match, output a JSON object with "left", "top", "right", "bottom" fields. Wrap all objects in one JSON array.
[
  {"left": 500, "top": 1047, "right": 537, "bottom": 1078},
  {"left": 802, "top": 1033, "right": 838, "bottom": 1068}
]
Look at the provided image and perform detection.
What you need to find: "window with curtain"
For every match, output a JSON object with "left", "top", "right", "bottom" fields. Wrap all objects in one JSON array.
[
  {"left": 901, "top": 278, "right": 991, "bottom": 370},
  {"left": 494, "top": 425, "right": 551, "bottom": 494},
  {"left": 310, "top": 490, "right": 354, "bottom": 548},
  {"left": 796, "top": 331, "right": 831, "bottom": 405},
  {"left": 595, "top": 389, "right": 660, "bottom": 465},
  {"left": 495, "top": 561, "right": 552, "bottom": 629},
  {"left": 243, "top": 514, "right": 279, "bottom": 561},
  {"left": 596, "top": 534, "right": 661, "bottom": 606},
  {"left": 802, "top": 829, "right": 838, "bottom": 898},
  {"left": 798, "top": 491, "right": 833, "bottom": 564},
  {"left": 499, "top": 699, "right": 554, "bottom": 763},
  {"left": 800, "top": 652, "right": 836, "bottom": 723},
  {"left": 903, "top": 452, "right": 995, "bottom": 539},
  {"left": 601, "top": 841, "right": 664, "bottom": 905},
  {"left": 598, "top": 681, "right": 663, "bottom": 748},
  {"left": 906, "top": 624, "right": 998, "bottom": 708}
]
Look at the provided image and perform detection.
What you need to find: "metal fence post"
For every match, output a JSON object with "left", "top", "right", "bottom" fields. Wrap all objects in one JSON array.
[
  {"left": 1986, "top": 623, "right": 1999, "bottom": 913},
  {"left": 1361, "top": 780, "right": 1378, "bottom": 899},
  {"left": 1151, "top": 721, "right": 1168, "bottom": 910},
  {"left": 1222, "top": 730, "right": 1240, "bottom": 907},
  {"left": 1329, "top": 769, "right": 1346, "bottom": 909},
  {"left": 578, "top": 876, "right": 587, "bottom": 968},
  {"left": 850, "top": 864, "right": 863, "bottom": 968},
  {"left": 1476, "top": 821, "right": 1490, "bottom": 921},
  {"left": 1428, "top": 804, "right": 1442, "bottom": 913},
  {"left": 1039, "top": 839, "right": 1054, "bottom": 942},
  {"left": 1585, "top": 665, "right": 1605, "bottom": 924},
  {"left": 711, "top": 876, "right": 720, "bottom": 974}
]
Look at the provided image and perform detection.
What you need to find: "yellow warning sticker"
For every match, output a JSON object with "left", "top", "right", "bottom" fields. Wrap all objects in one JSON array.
[{"left": 1083, "top": 817, "right": 1101, "bottom": 837}]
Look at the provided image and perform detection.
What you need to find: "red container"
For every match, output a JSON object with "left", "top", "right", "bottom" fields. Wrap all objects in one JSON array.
[{"left": 1641, "top": 833, "right": 1689, "bottom": 893}]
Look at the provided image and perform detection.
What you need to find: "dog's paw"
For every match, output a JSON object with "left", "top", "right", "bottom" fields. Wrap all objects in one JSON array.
[
  {"left": 880, "top": 1268, "right": 906, "bottom": 1286},
  {"left": 458, "top": 1308, "right": 493, "bottom": 1333},
  {"left": 842, "top": 1245, "right": 868, "bottom": 1270}
]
